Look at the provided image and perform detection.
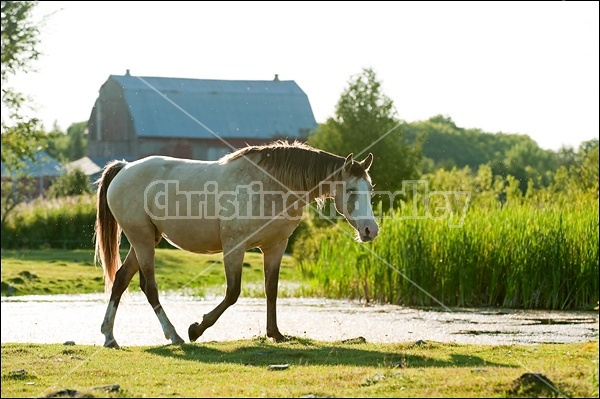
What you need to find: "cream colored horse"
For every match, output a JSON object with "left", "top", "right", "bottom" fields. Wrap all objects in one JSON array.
[{"left": 95, "top": 140, "right": 378, "bottom": 348}]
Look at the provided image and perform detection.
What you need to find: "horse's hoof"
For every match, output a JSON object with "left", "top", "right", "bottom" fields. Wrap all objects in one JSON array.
[
  {"left": 268, "top": 333, "right": 290, "bottom": 343},
  {"left": 172, "top": 335, "right": 185, "bottom": 345},
  {"left": 188, "top": 322, "right": 204, "bottom": 342},
  {"left": 103, "top": 339, "right": 120, "bottom": 349}
]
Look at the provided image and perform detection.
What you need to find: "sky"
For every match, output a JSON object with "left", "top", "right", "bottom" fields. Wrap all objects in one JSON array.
[{"left": 7, "top": 1, "right": 599, "bottom": 151}]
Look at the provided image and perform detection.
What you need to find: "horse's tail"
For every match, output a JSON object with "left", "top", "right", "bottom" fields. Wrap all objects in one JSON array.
[{"left": 94, "top": 160, "right": 127, "bottom": 291}]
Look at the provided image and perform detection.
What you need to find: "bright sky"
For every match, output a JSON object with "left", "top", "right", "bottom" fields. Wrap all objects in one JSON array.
[{"left": 8, "top": 1, "right": 600, "bottom": 151}]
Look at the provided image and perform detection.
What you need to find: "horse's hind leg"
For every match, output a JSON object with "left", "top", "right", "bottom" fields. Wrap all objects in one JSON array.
[
  {"left": 262, "top": 239, "right": 289, "bottom": 342},
  {"left": 131, "top": 236, "right": 184, "bottom": 345},
  {"left": 189, "top": 245, "right": 245, "bottom": 342},
  {"left": 101, "top": 248, "right": 139, "bottom": 348}
]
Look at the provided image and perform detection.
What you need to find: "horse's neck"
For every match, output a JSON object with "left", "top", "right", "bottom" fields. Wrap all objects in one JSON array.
[
  {"left": 294, "top": 179, "right": 346, "bottom": 206},
  {"left": 236, "top": 148, "right": 345, "bottom": 201},
  {"left": 299, "top": 166, "right": 345, "bottom": 203}
]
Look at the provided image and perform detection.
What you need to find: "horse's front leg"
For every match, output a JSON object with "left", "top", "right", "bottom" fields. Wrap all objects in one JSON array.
[
  {"left": 188, "top": 245, "right": 245, "bottom": 342},
  {"left": 262, "top": 239, "right": 289, "bottom": 342},
  {"left": 101, "top": 248, "right": 138, "bottom": 348}
]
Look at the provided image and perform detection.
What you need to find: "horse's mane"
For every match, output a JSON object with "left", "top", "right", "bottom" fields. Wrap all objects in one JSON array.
[{"left": 220, "top": 140, "right": 368, "bottom": 194}]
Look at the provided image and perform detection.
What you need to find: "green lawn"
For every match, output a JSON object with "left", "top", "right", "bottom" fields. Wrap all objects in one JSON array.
[
  {"left": 1, "top": 248, "right": 315, "bottom": 298},
  {"left": 1, "top": 340, "right": 598, "bottom": 398}
]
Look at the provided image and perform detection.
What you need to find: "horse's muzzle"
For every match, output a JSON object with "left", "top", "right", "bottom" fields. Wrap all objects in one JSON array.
[
  {"left": 359, "top": 224, "right": 379, "bottom": 242},
  {"left": 360, "top": 234, "right": 374, "bottom": 242}
]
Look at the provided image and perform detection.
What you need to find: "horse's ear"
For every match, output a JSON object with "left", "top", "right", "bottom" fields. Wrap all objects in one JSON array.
[
  {"left": 360, "top": 153, "right": 373, "bottom": 171},
  {"left": 344, "top": 153, "right": 354, "bottom": 172}
]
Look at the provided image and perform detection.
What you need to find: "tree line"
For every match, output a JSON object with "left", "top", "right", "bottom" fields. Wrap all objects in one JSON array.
[{"left": 308, "top": 67, "right": 598, "bottom": 201}]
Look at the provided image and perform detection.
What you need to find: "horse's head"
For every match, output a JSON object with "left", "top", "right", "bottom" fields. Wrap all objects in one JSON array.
[{"left": 333, "top": 153, "right": 379, "bottom": 242}]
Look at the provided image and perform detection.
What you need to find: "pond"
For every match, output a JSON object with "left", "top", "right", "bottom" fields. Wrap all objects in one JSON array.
[{"left": 2, "top": 293, "right": 598, "bottom": 347}]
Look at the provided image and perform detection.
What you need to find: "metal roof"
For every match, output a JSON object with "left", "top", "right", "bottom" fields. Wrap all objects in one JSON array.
[
  {"left": 64, "top": 156, "right": 103, "bottom": 176},
  {"left": 108, "top": 74, "right": 317, "bottom": 140},
  {"left": 1, "top": 151, "right": 64, "bottom": 178}
]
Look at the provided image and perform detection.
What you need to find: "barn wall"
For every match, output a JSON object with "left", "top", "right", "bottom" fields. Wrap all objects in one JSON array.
[
  {"left": 87, "top": 79, "right": 137, "bottom": 159},
  {"left": 137, "top": 137, "right": 279, "bottom": 161}
]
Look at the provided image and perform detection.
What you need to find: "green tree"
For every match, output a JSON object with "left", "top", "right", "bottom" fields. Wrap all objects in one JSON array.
[
  {"left": 572, "top": 138, "right": 598, "bottom": 196},
  {"left": 402, "top": 114, "right": 567, "bottom": 192},
  {"left": 309, "top": 67, "right": 421, "bottom": 192},
  {"left": 46, "top": 121, "right": 88, "bottom": 162},
  {"left": 546, "top": 139, "right": 598, "bottom": 200},
  {"left": 1, "top": 174, "right": 36, "bottom": 228},
  {"left": 47, "top": 169, "right": 92, "bottom": 199},
  {"left": 45, "top": 122, "right": 69, "bottom": 161},
  {"left": 502, "top": 139, "right": 556, "bottom": 192},
  {"left": 65, "top": 121, "right": 87, "bottom": 160},
  {"left": 1, "top": 0, "right": 45, "bottom": 171}
]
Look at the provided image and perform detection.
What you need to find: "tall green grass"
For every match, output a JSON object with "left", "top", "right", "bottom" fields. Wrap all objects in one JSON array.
[
  {"left": 1, "top": 195, "right": 96, "bottom": 249},
  {"left": 295, "top": 201, "right": 599, "bottom": 310}
]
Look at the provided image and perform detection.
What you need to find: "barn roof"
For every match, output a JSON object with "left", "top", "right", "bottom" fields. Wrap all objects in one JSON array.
[{"left": 107, "top": 73, "right": 317, "bottom": 140}]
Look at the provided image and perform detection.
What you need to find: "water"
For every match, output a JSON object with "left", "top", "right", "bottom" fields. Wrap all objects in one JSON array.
[{"left": 1, "top": 293, "right": 598, "bottom": 347}]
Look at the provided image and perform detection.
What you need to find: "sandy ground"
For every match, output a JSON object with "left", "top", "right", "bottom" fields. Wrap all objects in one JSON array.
[{"left": 2, "top": 292, "right": 598, "bottom": 347}]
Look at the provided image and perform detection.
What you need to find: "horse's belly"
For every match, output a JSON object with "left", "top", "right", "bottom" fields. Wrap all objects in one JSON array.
[
  {"left": 157, "top": 220, "right": 223, "bottom": 253},
  {"left": 240, "top": 219, "right": 301, "bottom": 249}
]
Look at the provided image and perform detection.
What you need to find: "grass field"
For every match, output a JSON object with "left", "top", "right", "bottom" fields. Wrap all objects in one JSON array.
[
  {"left": 1, "top": 340, "right": 598, "bottom": 398},
  {"left": 0, "top": 248, "right": 313, "bottom": 298}
]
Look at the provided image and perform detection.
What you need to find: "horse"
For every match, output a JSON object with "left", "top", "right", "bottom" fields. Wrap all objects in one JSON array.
[{"left": 94, "top": 140, "right": 379, "bottom": 348}]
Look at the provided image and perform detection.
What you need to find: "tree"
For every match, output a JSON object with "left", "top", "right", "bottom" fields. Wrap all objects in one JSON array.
[
  {"left": 309, "top": 67, "right": 422, "bottom": 193},
  {"left": 65, "top": 121, "right": 87, "bottom": 160},
  {"left": 1, "top": 0, "right": 45, "bottom": 171},
  {"left": 46, "top": 121, "right": 88, "bottom": 162},
  {"left": 502, "top": 139, "right": 556, "bottom": 192},
  {"left": 573, "top": 138, "right": 598, "bottom": 196},
  {"left": 47, "top": 168, "right": 92, "bottom": 199},
  {"left": 1, "top": 174, "right": 36, "bottom": 228}
]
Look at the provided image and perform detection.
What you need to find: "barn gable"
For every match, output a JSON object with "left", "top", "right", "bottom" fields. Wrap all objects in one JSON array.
[{"left": 87, "top": 72, "right": 317, "bottom": 161}]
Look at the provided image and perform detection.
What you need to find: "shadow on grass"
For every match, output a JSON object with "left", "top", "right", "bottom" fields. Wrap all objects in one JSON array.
[{"left": 144, "top": 337, "right": 516, "bottom": 369}]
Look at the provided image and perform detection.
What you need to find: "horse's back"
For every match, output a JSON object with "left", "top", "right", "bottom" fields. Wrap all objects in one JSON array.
[
  {"left": 106, "top": 156, "right": 217, "bottom": 221},
  {"left": 108, "top": 155, "right": 217, "bottom": 193}
]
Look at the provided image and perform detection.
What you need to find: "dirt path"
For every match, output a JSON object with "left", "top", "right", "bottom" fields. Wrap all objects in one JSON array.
[{"left": 2, "top": 293, "right": 598, "bottom": 346}]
